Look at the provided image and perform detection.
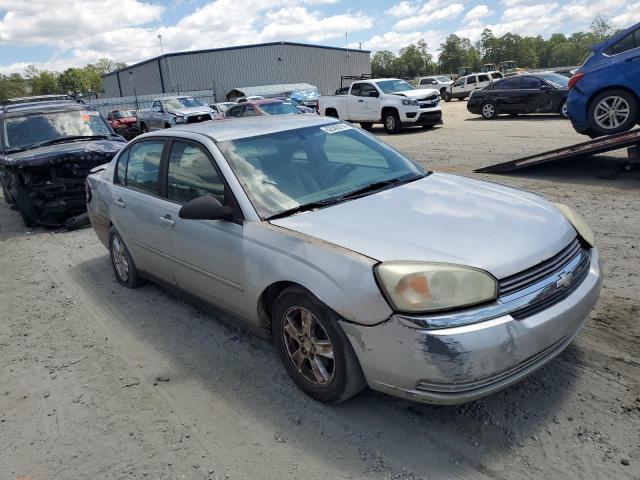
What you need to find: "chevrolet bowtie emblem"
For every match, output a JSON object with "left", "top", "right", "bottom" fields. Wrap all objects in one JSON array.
[{"left": 556, "top": 271, "right": 573, "bottom": 289}]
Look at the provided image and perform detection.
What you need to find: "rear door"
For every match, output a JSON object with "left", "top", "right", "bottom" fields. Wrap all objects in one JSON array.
[
  {"left": 109, "top": 139, "right": 175, "bottom": 282},
  {"left": 610, "top": 28, "right": 640, "bottom": 90},
  {"left": 491, "top": 77, "right": 523, "bottom": 112},
  {"left": 157, "top": 140, "right": 247, "bottom": 313},
  {"left": 463, "top": 75, "right": 478, "bottom": 96},
  {"left": 520, "top": 76, "right": 554, "bottom": 112}
]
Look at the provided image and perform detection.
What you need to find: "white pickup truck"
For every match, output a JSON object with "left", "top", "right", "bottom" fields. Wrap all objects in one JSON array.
[
  {"left": 318, "top": 78, "right": 442, "bottom": 133},
  {"left": 136, "top": 96, "right": 215, "bottom": 133}
]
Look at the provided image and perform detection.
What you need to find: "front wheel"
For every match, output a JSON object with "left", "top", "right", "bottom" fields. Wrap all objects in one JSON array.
[
  {"left": 481, "top": 101, "right": 498, "bottom": 119},
  {"left": 588, "top": 89, "right": 637, "bottom": 136},
  {"left": 443, "top": 91, "right": 452, "bottom": 102},
  {"left": 272, "top": 287, "right": 366, "bottom": 403},
  {"left": 383, "top": 111, "right": 402, "bottom": 133}
]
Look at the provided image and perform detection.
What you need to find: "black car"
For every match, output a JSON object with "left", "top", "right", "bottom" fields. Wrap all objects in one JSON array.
[
  {"left": 467, "top": 73, "right": 570, "bottom": 120},
  {"left": 0, "top": 95, "right": 127, "bottom": 227}
]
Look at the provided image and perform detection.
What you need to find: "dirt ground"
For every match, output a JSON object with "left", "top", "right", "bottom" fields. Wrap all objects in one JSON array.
[{"left": 1, "top": 101, "right": 639, "bottom": 480}]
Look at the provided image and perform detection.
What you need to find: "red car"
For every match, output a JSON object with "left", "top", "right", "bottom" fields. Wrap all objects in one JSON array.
[
  {"left": 106, "top": 109, "right": 140, "bottom": 139},
  {"left": 224, "top": 99, "right": 303, "bottom": 118}
]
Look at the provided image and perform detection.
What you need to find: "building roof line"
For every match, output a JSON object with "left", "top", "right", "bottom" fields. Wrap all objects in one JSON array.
[{"left": 102, "top": 41, "right": 371, "bottom": 78}]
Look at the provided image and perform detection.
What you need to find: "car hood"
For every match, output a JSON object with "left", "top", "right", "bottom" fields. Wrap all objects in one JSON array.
[
  {"left": 270, "top": 173, "right": 576, "bottom": 279},
  {"left": 0, "top": 138, "right": 126, "bottom": 168},
  {"left": 168, "top": 107, "right": 214, "bottom": 116},
  {"left": 393, "top": 88, "right": 440, "bottom": 99}
]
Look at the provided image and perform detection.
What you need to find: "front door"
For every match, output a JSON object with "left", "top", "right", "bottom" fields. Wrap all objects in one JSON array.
[
  {"left": 109, "top": 139, "right": 175, "bottom": 282},
  {"left": 347, "top": 82, "right": 367, "bottom": 121},
  {"left": 158, "top": 140, "right": 247, "bottom": 314},
  {"left": 451, "top": 78, "right": 466, "bottom": 98}
]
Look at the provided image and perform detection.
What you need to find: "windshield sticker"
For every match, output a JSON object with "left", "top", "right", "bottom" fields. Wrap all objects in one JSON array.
[
  {"left": 80, "top": 110, "right": 100, "bottom": 116},
  {"left": 320, "top": 123, "right": 353, "bottom": 134}
]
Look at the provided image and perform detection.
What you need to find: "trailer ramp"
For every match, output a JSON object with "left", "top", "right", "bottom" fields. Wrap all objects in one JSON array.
[{"left": 476, "top": 129, "right": 640, "bottom": 173}]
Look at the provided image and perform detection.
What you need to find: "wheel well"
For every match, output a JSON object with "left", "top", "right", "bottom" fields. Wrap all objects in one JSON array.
[
  {"left": 587, "top": 86, "right": 640, "bottom": 116},
  {"left": 381, "top": 106, "right": 398, "bottom": 118},
  {"left": 139, "top": 121, "right": 146, "bottom": 128},
  {"left": 325, "top": 108, "right": 338, "bottom": 118},
  {"left": 164, "top": 122, "right": 171, "bottom": 128},
  {"left": 257, "top": 281, "right": 304, "bottom": 329}
]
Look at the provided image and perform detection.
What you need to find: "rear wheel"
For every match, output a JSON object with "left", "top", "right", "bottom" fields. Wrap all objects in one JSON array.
[
  {"left": 588, "top": 89, "right": 637, "bottom": 136},
  {"left": 109, "top": 227, "right": 144, "bottom": 288},
  {"left": 383, "top": 110, "right": 402, "bottom": 134},
  {"left": 481, "top": 101, "right": 498, "bottom": 119},
  {"left": 272, "top": 286, "right": 366, "bottom": 403}
]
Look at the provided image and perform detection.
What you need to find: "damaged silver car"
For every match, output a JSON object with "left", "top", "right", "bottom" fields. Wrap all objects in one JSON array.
[
  {"left": 87, "top": 115, "right": 602, "bottom": 404},
  {"left": 0, "top": 95, "right": 126, "bottom": 227}
]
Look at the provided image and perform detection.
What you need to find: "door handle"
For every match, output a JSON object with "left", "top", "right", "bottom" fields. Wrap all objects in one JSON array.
[
  {"left": 357, "top": 99, "right": 364, "bottom": 102},
  {"left": 159, "top": 215, "right": 175, "bottom": 227},
  {"left": 113, "top": 198, "right": 125, "bottom": 208}
]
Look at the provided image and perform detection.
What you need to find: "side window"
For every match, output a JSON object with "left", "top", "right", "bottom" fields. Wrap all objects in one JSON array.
[
  {"left": 243, "top": 106, "right": 258, "bottom": 117},
  {"left": 359, "top": 84, "right": 379, "bottom": 97},
  {"left": 466, "top": 76, "right": 477, "bottom": 85},
  {"left": 350, "top": 83, "right": 363, "bottom": 96},
  {"left": 521, "top": 77, "right": 543, "bottom": 89},
  {"left": 114, "top": 148, "right": 130, "bottom": 186},
  {"left": 605, "top": 32, "right": 637, "bottom": 55},
  {"left": 226, "top": 106, "right": 243, "bottom": 117},
  {"left": 107, "top": 112, "right": 113, "bottom": 121},
  {"left": 152, "top": 101, "right": 162, "bottom": 111},
  {"left": 477, "top": 74, "right": 490, "bottom": 83},
  {"left": 167, "top": 142, "right": 225, "bottom": 205},
  {"left": 453, "top": 79, "right": 464, "bottom": 87},
  {"left": 494, "top": 78, "right": 521, "bottom": 90},
  {"left": 419, "top": 79, "right": 428, "bottom": 85},
  {"left": 125, "top": 140, "right": 164, "bottom": 194}
]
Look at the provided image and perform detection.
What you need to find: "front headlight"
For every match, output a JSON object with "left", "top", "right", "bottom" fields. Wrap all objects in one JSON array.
[
  {"left": 174, "top": 115, "right": 187, "bottom": 124},
  {"left": 375, "top": 262, "right": 498, "bottom": 313},
  {"left": 401, "top": 98, "right": 419, "bottom": 106},
  {"left": 554, "top": 203, "right": 595, "bottom": 247}
]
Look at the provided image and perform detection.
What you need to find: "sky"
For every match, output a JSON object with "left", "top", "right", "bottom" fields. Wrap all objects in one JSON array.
[{"left": 0, "top": 0, "right": 638, "bottom": 74}]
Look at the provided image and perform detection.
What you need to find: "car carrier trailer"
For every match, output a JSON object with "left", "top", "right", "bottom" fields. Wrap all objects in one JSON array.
[{"left": 476, "top": 129, "right": 640, "bottom": 173}]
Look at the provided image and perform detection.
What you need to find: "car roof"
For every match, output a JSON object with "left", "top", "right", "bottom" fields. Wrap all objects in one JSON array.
[
  {"left": 1, "top": 100, "right": 91, "bottom": 117},
  {"left": 156, "top": 114, "right": 339, "bottom": 142},
  {"left": 246, "top": 99, "right": 288, "bottom": 106}
]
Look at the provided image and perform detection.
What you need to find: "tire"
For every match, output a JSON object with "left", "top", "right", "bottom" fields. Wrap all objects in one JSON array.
[
  {"left": 359, "top": 122, "right": 373, "bottom": 131},
  {"left": 140, "top": 123, "right": 148, "bottom": 134},
  {"left": 443, "top": 91, "right": 452, "bottom": 102},
  {"left": 109, "top": 226, "right": 144, "bottom": 288},
  {"left": 272, "top": 286, "right": 366, "bottom": 403},
  {"left": 588, "top": 89, "right": 637, "bottom": 136},
  {"left": 382, "top": 110, "right": 402, "bottom": 134},
  {"left": 439, "top": 87, "right": 447, "bottom": 97},
  {"left": 20, "top": 208, "right": 35, "bottom": 228},
  {"left": 1, "top": 179, "right": 14, "bottom": 205},
  {"left": 560, "top": 101, "right": 569, "bottom": 119},
  {"left": 481, "top": 101, "right": 498, "bottom": 120}
]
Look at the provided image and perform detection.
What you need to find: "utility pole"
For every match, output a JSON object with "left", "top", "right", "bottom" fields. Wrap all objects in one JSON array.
[
  {"left": 129, "top": 71, "right": 138, "bottom": 110},
  {"left": 158, "top": 34, "right": 164, "bottom": 55}
]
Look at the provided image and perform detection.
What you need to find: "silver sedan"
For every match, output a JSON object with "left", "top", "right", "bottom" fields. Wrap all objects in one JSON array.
[{"left": 86, "top": 115, "right": 602, "bottom": 404}]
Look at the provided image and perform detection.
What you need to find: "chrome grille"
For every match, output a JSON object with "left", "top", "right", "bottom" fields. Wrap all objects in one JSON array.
[{"left": 499, "top": 238, "right": 583, "bottom": 296}]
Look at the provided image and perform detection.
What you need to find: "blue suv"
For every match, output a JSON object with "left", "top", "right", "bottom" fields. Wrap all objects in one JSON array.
[{"left": 567, "top": 22, "right": 640, "bottom": 137}]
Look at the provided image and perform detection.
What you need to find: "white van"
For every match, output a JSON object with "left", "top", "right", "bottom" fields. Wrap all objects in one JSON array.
[{"left": 443, "top": 71, "right": 504, "bottom": 101}]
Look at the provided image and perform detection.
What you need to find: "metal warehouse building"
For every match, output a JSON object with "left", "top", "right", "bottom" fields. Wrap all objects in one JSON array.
[{"left": 101, "top": 42, "right": 371, "bottom": 101}]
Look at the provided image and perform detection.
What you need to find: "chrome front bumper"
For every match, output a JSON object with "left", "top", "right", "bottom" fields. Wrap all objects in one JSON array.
[{"left": 340, "top": 248, "right": 602, "bottom": 404}]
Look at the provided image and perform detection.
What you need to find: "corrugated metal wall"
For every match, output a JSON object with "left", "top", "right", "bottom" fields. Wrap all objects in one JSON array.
[{"left": 101, "top": 43, "right": 370, "bottom": 100}]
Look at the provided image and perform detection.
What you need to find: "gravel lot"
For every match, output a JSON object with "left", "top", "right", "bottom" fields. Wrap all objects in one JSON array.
[{"left": 1, "top": 101, "right": 639, "bottom": 480}]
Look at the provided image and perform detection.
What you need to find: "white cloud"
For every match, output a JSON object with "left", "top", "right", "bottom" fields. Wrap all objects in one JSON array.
[
  {"left": 611, "top": 2, "right": 640, "bottom": 28},
  {"left": 359, "top": 29, "right": 446, "bottom": 54},
  {"left": 385, "top": 1, "right": 419, "bottom": 17},
  {"left": 394, "top": 3, "right": 465, "bottom": 30},
  {"left": 0, "top": 0, "right": 372, "bottom": 74},
  {"left": 464, "top": 5, "right": 491, "bottom": 22}
]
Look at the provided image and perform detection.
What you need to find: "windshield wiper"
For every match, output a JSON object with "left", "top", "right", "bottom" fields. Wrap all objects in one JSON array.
[
  {"left": 266, "top": 196, "right": 346, "bottom": 220},
  {"left": 340, "top": 173, "right": 425, "bottom": 200},
  {"left": 18, "top": 135, "right": 113, "bottom": 151}
]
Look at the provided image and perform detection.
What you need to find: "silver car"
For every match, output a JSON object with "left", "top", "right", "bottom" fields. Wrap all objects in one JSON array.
[{"left": 86, "top": 115, "right": 602, "bottom": 404}]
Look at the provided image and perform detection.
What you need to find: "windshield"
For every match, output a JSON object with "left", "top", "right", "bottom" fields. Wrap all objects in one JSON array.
[
  {"left": 537, "top": 73, "right": 569, "bottom": 87},
  {"left": 164, "top": 97, "right": 205, "bottom": 110},
  {"left": 375, "top": 80, "right": 414, "bottom": 94},
  {"left": 218, "top": 123, "right": 425, "bottom": 218},
  {"left": 259, "top": 103, "right": 301, "bottom": 115},
  {"left": 3, "top": 110, "right": 111, "bottom": 149},
  {"left": 115, "top": 110, "right": 136, "bottom": 119},
  {"left": 435, "top": 76, "right": 451, "bottom": 82}
]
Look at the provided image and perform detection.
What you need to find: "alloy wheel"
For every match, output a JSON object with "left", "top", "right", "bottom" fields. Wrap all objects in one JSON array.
[
  {"left": 482, "top": 103, "right": 495, "bottom": 118},
  {"left": 385, "top": 115, "right": 396, "bottom": 131},
  {"left": 111, "top": 235, "right": 129, "bottom": 282},
  {"left": 561, "top": 102, "right": 568, "bottom": 118},
  {"left": 281, "top": 306, "right": 335, "bottom": 386},
  {"left": 594, "top": 96, "right": 630, "bottom": 130}
]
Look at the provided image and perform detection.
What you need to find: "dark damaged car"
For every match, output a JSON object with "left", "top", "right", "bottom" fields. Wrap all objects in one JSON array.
[{"left": 0, "top": 95, "right": 127, "bottom": 227}]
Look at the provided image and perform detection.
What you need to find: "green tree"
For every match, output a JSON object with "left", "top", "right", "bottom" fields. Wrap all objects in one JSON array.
[
  {"left": 590, "top": 15, "right": 613, "bottom": 41},
  {"left": 58, "top": 68, "right": 83, "bottom": 94},
  {"left": 371, "top": 50, "right": 397, "bottom": 77},
  {"left": 0, "top": 73, "right": 28, "bottom": 101},
  {"left": 31, "top": 70, "right": 60, "bottom": 95}
]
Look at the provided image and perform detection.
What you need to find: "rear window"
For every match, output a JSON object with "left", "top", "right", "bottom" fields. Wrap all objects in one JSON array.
[
  {"left": 605, "top": 31, "right": 638, "bottom": 56},
  {"left": 477, "top": 74, "right": 490, "bottom": 82}
]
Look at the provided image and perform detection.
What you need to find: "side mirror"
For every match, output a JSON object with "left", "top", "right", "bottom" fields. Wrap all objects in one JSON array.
[
  {"left": 179, "top": 195, "right": 234, "bottom": 221},
  {"left": 540, "top": 84, "right": 552, "bottom": 91}
]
